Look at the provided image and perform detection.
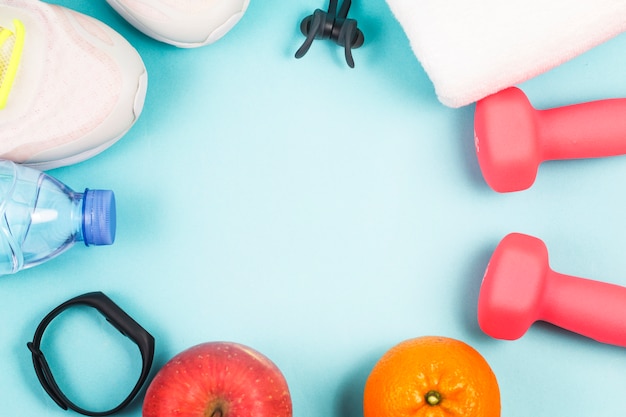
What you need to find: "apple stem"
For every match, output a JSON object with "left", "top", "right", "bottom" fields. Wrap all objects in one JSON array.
[{"left": 211, "top": 409, "right": 223, "bottom": 417}]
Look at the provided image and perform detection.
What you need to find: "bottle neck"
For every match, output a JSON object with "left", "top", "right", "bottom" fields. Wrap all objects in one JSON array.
[{"left": 71, "top": 191, "right": 87, "bottom": 244}]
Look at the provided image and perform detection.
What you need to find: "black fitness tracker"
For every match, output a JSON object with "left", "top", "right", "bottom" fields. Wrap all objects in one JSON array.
[{"left": 27, "top": 292, "right": 155, "bottom": 416}]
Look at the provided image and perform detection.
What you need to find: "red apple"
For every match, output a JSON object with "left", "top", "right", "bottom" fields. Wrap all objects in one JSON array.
[{"left": 142, "top": 341, "right": 292, "bottom": 417}]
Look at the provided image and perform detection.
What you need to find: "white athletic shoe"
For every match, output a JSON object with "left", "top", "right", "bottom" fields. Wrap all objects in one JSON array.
[
  {"left": 0, "top": 0, "right": 147, "bottom": 170},
  {"left": 106, "top": 0, "right": 250, "bottom": 48}
]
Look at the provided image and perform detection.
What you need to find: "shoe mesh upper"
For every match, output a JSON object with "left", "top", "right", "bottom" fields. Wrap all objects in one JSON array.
[
  {"left": 0, "top": 28, "right": 16, "bottom": 89},
  {"left": 1, "top": 5, "right": 120, "bottom": 161},
  {"left": 0, "top": 0, "right": 146, "bottom": 168},
  {"left": 0, "top": 19, "right": 24, "bottom": 110}
]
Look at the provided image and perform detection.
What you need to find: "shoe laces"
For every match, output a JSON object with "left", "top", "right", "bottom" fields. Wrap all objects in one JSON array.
[{"left": 0, "top": 19, "right": 25, "bottom": 110}]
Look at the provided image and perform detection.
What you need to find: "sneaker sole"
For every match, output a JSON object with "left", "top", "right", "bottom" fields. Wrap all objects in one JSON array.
[
  {"left": 106, "top": 0, "right": 250, "bottom": 48},
  {"left": 23, "top": 68, "right": 148, "bottom": 171}
]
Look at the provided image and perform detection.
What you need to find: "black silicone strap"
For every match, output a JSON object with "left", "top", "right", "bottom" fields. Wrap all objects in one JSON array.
[{"left": 27, "top": 292, "right": 155, "bottom": 416}]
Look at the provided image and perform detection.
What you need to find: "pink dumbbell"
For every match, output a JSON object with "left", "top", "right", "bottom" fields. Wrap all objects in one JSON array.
[
  {"left": 474, "top": 87, "right": 626, "bottom": 192},
  {"left": 478, "top": 232, "right": 626, "bottom": 347}
]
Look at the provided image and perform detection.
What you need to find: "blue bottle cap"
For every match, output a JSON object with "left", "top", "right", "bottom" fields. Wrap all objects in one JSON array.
[{"left": 82, "top": 189, "right": 116, "bottom": 246}]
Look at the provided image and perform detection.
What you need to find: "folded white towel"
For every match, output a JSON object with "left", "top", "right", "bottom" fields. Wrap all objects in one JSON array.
[{"left": 385, "top": 0, "right": 626, "bottom": 108}]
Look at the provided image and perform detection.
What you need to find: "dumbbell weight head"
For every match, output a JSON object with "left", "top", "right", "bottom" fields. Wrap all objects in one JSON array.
[
  {"left": 474, "top": 87, "right": 541, "bottom": 193},
  {"left": 478, "top": 233, "right": 550, "bottom": 340}
]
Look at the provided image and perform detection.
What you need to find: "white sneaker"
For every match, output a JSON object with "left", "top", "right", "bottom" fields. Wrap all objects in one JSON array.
[
  {"left": 106, "top": 0, "right": 250, "bottom": 48},
  {"left": 0, "top": 0, "right": 147, "bottom": 170}
]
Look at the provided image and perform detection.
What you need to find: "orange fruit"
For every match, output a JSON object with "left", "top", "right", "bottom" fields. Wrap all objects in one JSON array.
[{"left": 363, "top": 336, "right": 500, "bottom": 417}]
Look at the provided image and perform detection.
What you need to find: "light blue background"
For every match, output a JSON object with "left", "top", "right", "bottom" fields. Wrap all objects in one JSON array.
[{"left": 3, "top": 0, "right": 626, "bottom": 415}]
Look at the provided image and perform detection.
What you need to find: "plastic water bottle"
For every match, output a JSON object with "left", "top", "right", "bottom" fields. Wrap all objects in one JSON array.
[{"left": 0, "top": 160, "right": 116, "bottom": 275}]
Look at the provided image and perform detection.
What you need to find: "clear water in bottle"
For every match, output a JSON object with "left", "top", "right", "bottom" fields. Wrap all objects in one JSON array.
[{"left": 0, "top": 160, "right": 116, "bottom": 275}]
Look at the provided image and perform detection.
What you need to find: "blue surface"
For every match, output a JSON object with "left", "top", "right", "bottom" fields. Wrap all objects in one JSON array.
[{"left": 3, "top": 0, "right": 626, "bottom": 416}]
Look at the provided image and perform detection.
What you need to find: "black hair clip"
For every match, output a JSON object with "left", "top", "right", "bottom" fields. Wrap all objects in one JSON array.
[{"left": 295, "top": 0, "right": 364, "bottom": 68}]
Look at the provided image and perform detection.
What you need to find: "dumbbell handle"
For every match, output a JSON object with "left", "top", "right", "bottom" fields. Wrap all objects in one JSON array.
[
  {"left": 543, "top": 270, "right": 626, "bottom": 347},
  {"left": 539, "top": 98, "right": 626, "bottom": 160}
]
